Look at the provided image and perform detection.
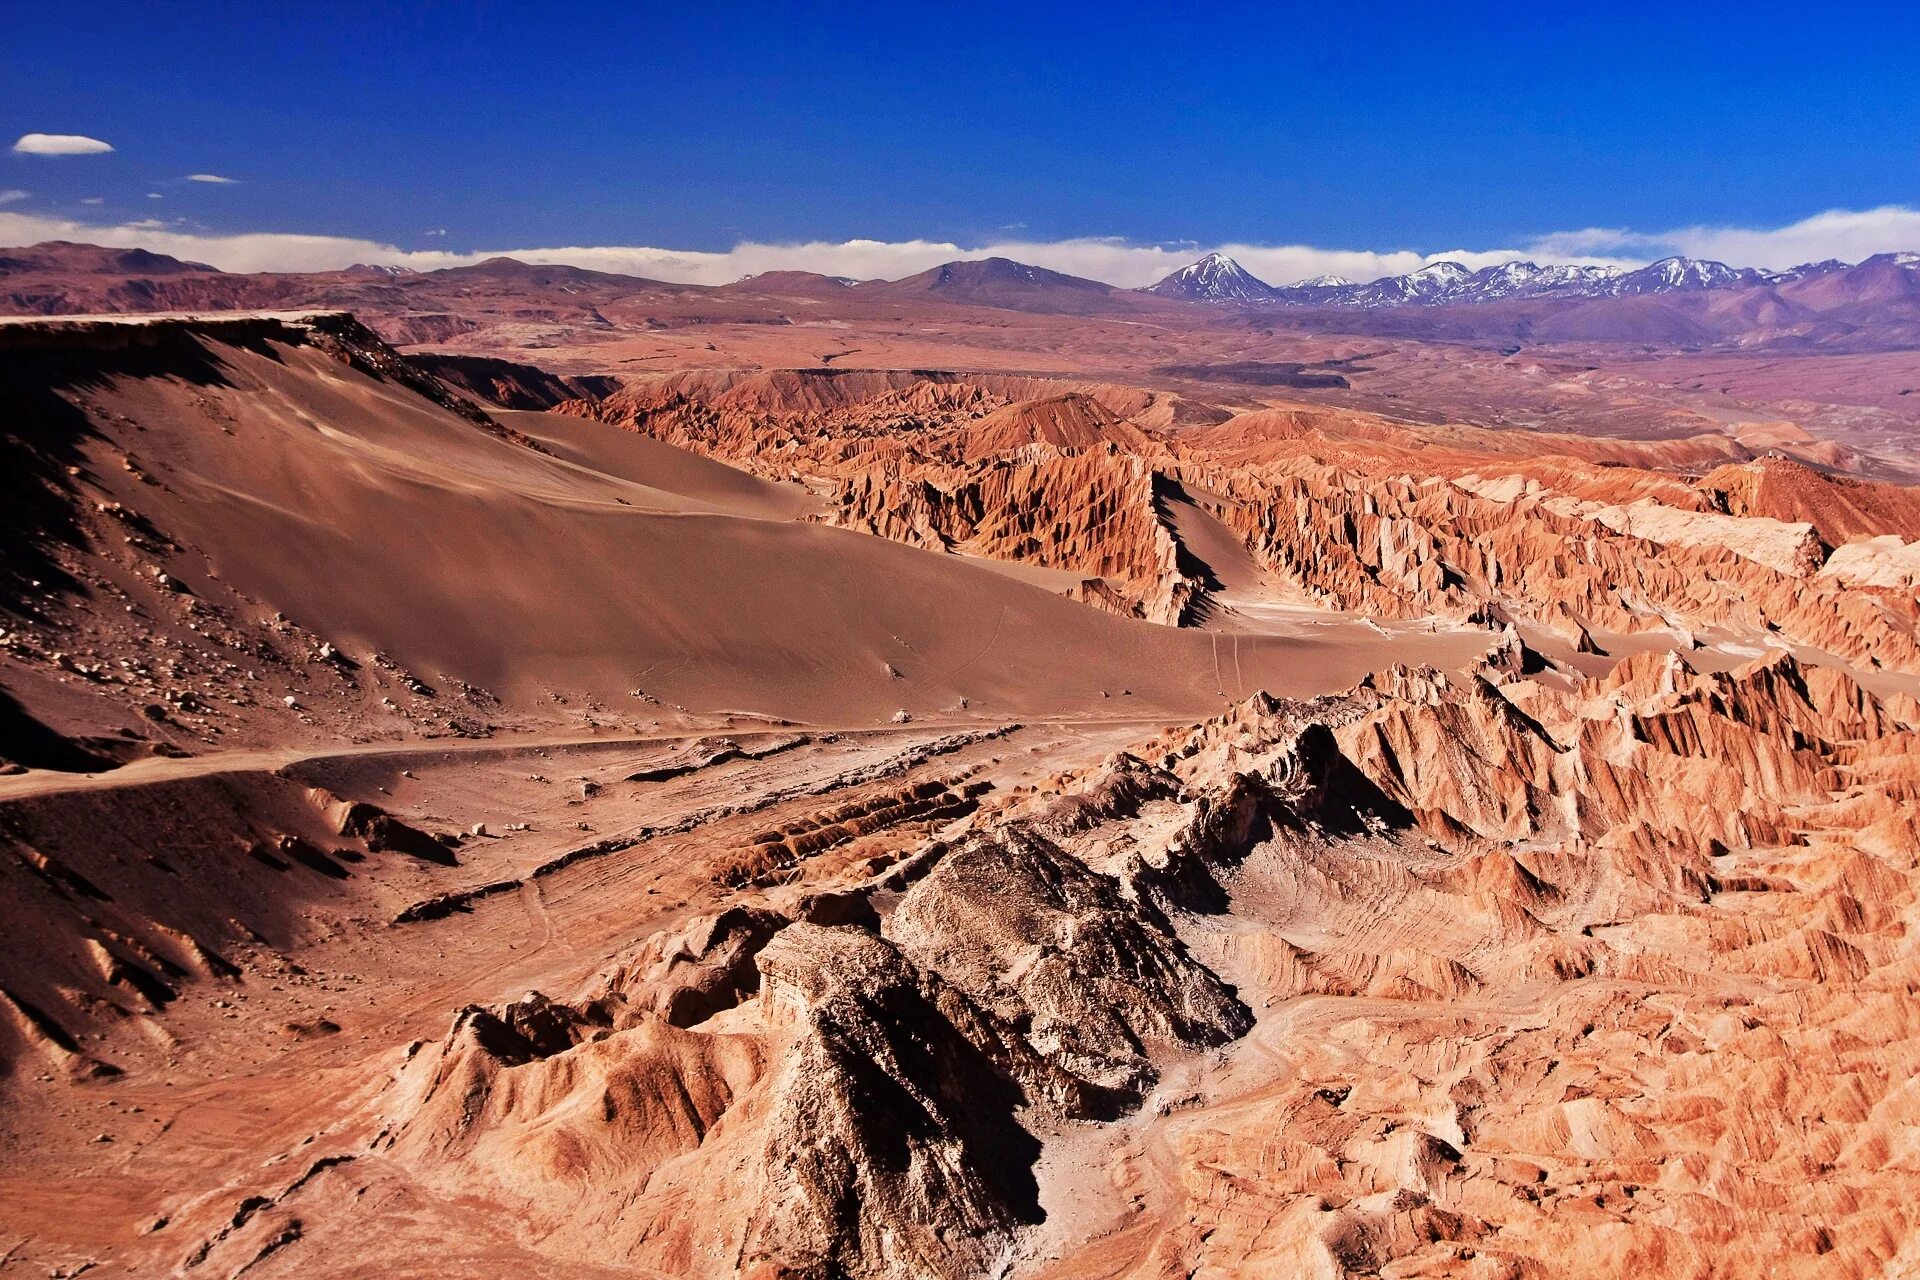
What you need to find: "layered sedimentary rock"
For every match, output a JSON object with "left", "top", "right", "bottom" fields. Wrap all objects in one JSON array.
[
  {"left": 131, "top": 638, "right": 1915, "bottom": 1279},
  {"left": 365, "top": 792, "right": 1254, "bottom": 1277},
  {"left": 564, "top": 372, "right": 1210, "bottom": 622},
  {"left": 562, "top": 370, "right": 1920, "bottom": 669}
]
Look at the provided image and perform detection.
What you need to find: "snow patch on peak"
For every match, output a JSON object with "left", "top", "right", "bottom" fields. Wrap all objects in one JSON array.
[{"left": 1144, "top": 253, "right": 1277, "bottom": 303}]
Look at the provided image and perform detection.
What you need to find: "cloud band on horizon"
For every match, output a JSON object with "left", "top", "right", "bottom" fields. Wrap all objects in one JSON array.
[{"left": 0, "top": 205, "right": 1915, "bottom": 287}]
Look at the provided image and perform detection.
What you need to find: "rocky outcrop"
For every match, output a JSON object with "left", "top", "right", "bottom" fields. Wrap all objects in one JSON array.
[
  {"left": 370, "top": 772, "right": 1262, "bottom": 1275},
  {"left": 828, "top": 450, "right": 1200, "bottom": 623},
  {"left": 743, "top": 923, "right": 1056, "bottom": 1278},
  {"left": 564, "top": 366, "right": 1920, "bottom": 668},
  {"left": 1014, "top": 652, "right": 1920, "bottom": 1280},
  {"left": 888, "top": 826, "right": 1250, "bottom": 1102},
  {"left": 60, "top": 633, "right": 1919, "bottom": 1279},
  {"left": 559, "top": 371, "right": 1225, "bottom": 621},
  {"left": 1179, "top": 451, "right": 1920, "bottom": 670}
]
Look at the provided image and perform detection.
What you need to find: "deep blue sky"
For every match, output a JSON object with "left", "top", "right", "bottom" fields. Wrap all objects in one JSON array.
[{"left": 6, "top": 1, "right": 1919, "bottom": 254}]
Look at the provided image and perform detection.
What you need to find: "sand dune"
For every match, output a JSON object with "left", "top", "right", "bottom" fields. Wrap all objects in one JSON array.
[{"left": 0, "top": 315, "right": 1485, "bottom": 759}]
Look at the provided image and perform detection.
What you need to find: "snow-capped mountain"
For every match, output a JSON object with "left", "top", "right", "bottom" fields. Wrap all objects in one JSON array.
[
  {"left": 1763, "top": 259, "right": 1848, "bottom": 284},
  {"left": 1426, "top": 260, "right": 1627, "bottom": 303},
  {"left": 1259, "top": 256, "right": 1787, "bottom": 308},
  {"left": 1605, "top": 256, "right": 1765, "bottom": 295},
  {"left": 1354, "top": 260, "right": 1474, "bottom": 304},
  {"left": 1142, "top": 253, "right": 1277, "bottom": 302},
  {"left": 1506, "top": 263, "right": 1625, "bottom": 295},
  {"left": 1136, "top": 250, "right": 1916, "bottom": 313}
]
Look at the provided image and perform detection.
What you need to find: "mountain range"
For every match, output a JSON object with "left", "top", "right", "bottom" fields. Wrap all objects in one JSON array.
[
  {"left": 5, "top": 239, "right": 1920, "bottom": 351},
  {"left": 1141, "top": 250, "right": 1919, "bottom": 308}
]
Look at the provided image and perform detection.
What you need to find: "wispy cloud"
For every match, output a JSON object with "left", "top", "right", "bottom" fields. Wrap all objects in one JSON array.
[
  {"left": 185, "top": 173, "right": 240, "bottom": 184},
  {"left": 0, "top": 190, "right": 29, "bottom": 206},
  {"left": 1, "top": 205, "right": 1915, "bottom": 285},
  {"left": 11, "top": 133, "right": 114, "bottom": 156},
  {"left": 1657, "top": 207, "right": 1920, "bottom": 270},
  {"left": 1525, "top": 207, "right": 1920, "bottom": 270},
  {"left": 79, "top": 196, "right": 104, "bottom": 205}
]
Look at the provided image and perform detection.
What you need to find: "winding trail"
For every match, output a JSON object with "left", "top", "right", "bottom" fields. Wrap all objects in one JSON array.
[{"left": 0, "top": 714, "right": 1191, "bottom": 805}]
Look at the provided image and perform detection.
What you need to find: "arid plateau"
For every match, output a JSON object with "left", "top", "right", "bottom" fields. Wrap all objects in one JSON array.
[{"left": 3, "top": 243, "right": 1920, "bottom": 1279}]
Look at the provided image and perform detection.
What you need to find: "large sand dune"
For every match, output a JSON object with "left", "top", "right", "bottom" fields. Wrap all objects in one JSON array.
[{"left": 0, "top": 315, "right": 1480, "bottom": 760}]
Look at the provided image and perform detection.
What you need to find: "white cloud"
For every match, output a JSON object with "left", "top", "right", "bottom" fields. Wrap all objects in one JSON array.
[
  {"left": 79, "top": 197, "right": 104, "bottom": 205},
  {"left": 185, "top": 173, "right": 240, "bottom": 184},
  {"left": 0, "top": 189, "right": 28, "bottom": 205},
  {"left": 1659, "top": 206, "right": 1920, "bottom": 269},
  {"left": 1524, "top": 206, "right": 1920, "bottom": 271},
  {"left": 1520, "top": 227, "right": 1645, "bottom": 258},
  {"left": 11, "top": 133, "right": 113, "bottom": 156},
  {"left": 429, "top": 236, "right": 1624, "bottom": 288},
  {"left": 146, "top": 192, "right": 163, "bottom": 200},
  {"left": 0, "top": 205, "right": 1915, "bottom": 286},
  {"left": 424, "top": 228, "right": 448, "bottom": 237},
  {"left": 0, "top": 209, "right": 468, "bottom": 272}
]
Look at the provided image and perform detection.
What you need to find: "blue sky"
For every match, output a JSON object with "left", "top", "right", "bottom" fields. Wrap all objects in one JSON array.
[{"left": 5, "top": 1, "right": 1919, "bottom": 283}]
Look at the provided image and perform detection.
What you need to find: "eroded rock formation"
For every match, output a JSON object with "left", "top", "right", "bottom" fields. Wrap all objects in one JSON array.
[
  {"left": 136, "top": 642, "right": 1911, "bottom": 1278},
  {"left": 563, "top": 370, "right": 1920, "bottom": 665}
]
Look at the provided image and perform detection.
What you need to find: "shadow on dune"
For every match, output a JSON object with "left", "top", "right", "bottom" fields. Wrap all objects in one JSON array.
[
  {"left": 0, "top": 687, "right": 116, "bottom": 773},
  {"left": 0, "top": 330, "right": 261, "bottom": 610}
]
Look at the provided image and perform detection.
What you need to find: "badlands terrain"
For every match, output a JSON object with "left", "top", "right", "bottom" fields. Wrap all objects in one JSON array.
[{"left": 1, "top": 248, "right": 1919, "bottom": 1278}]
